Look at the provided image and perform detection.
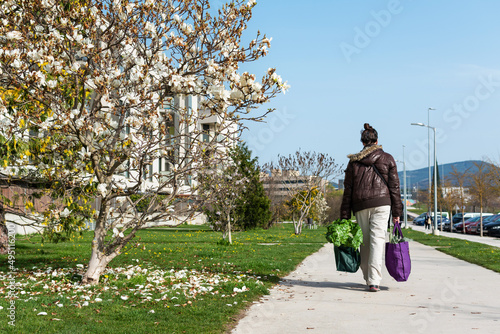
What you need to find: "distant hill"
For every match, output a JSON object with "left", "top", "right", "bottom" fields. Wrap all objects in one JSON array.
[{"left": 398, "top": 160, "right": 494, "bottom": 190}]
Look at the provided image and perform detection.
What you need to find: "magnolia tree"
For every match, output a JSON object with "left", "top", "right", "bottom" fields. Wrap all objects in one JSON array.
[
  {"left": 0, "top": 0, "right": 288, "bottom": 283},
  {"left": 263, "top": 150, "right": 342, "bottom": 234}
]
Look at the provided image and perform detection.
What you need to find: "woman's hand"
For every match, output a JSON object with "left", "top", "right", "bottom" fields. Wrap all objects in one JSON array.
[{"left": 393, "top": 216, "right": 400, "bottom": 224}]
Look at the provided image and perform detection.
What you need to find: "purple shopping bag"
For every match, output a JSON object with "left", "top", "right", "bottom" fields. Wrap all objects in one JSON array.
[{"left": 385, "top": 222, "right": 411, "bottom": 282}]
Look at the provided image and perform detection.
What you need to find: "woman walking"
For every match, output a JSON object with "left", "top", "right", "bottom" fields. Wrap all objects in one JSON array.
[{"left": 340, "top": 123, "right": 403, "bottom": 292}]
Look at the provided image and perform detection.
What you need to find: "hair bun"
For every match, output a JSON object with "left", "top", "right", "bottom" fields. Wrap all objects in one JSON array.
[{"left": 361, "top": 123, "right": 378, "bottom": 145}]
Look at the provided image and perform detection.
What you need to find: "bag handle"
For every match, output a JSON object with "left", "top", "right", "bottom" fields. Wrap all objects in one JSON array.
[{"left": 392, "top": 221, "right": 404, "bottom": 238}]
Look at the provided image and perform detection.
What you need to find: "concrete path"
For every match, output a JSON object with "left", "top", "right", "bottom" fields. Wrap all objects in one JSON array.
[{"left": 232, "top": 231, "right": 500, "bottom": 334}]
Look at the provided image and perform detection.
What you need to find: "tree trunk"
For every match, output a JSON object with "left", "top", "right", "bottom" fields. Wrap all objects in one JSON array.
[
  {"left": 294, "top": 218, "right": 303, "bottom": 235},
  {"left": 462, "top": 210, "right": 466, "bottom": 234},
  {"left": 295, "top": 210, "right": 309, "bottom": 235},
  {"left": 82, "top": 221, "right": 117, "bottom": 285},
  {"left": 294, "top": 223, "right": 300, "bottom": 235},
  {"left": 292, "top": 218, "right": 299, "bottom": 234},
  {"left": 479, "top": 206, "right": 483, "bottom": 237},
  {"left": 82, "top": 247, "right": 114, "bottom": 285},
  {"left": 227, "top": 213, "right": 232, "bottom": 244}
]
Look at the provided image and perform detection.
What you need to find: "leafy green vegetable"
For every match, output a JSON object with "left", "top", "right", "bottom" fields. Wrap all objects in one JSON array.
[
  {"left": 325, "top": 219, "right": 363, "bottom": 249},
  {"left": 389, "top": 233, "right": 412, "bottom": 244},
  {"left": 388, "top": 223, "right": 412, "bottom": 244}
]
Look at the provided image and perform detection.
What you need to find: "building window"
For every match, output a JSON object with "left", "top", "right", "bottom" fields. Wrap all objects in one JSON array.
[{"left": 202, "top": 124, "right": 210, "bottom": 142}]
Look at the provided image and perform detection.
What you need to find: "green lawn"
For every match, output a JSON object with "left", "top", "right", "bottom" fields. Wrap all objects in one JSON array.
[
  {"left": 3, "top": 224, "right": 499, "bottom": 333},
  {"left": 404, "top": 228, "right": 500, "bottom": 273},
  {"left": 0, "top": 224, "right": 327, "bottom": 334}
]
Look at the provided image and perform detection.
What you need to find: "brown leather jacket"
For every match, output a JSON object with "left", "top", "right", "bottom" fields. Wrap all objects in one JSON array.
[{"left": 340, "top": 145, "right": 403, "bottom": 219}]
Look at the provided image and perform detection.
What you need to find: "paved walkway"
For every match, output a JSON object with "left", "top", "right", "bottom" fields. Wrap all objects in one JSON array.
[{"left": 232, "top": 227, "right": 500, "bottom": 334}]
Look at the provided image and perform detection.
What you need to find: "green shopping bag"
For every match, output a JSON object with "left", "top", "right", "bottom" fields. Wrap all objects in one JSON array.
[{"left": 334, "top": 245, "right": 361, "bottom": 273}]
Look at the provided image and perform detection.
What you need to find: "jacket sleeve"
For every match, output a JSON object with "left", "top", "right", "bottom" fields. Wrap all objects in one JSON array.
[
  {"left": 387, "top": 155, "right": 403, "bottom": 218},
  {"left": 340, "top": 161, "right": 353, "bottom": 219}
]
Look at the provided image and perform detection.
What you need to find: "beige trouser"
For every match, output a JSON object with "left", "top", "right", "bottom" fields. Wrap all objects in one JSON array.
[{"left": 355, "top": 205, "right": 391, "bottom": 286}]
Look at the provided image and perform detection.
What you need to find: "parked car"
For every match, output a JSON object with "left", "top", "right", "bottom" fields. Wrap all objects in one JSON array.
[
  {"left": 442, "top": 219, "right": 455, "bottom": 232},
  {"left": 465, "top": 215, "right": 496, "bottom": 234},
  {"left": 452, "top": 213, "right": 465, "bottom": 224},
  {"left": 435, "top": 216, "right": 450, "bottom": 230},
  {"left": 452, "top": 212, "right": 493, "bottom": 225},
  {"left": 412, "top": 213, "right": 427, "bottom": 226},
  {"left": 436, "top": 212, "right": 451, "bottom": 220},
  {"left": 453, "top": 217, "right": 480, "bottom": 233},
  {"left": 480, "top": 214, "right": 500, "bottom": 235},
  {"left": 465, "top": 220, "right": 482, "bottom": 234},
  {"left": 486, "top": 221, "right": 500, "bottom": 237}
]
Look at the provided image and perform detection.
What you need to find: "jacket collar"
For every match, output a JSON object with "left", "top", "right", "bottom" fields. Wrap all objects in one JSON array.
[{"left": 347, "top": 144, "right": 383, "bottom": 162}]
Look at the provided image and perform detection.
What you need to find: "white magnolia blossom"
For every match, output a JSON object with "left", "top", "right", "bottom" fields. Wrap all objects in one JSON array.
[
  {"left": 6, "top": 30, "right": 22, "bottom": 40},
  {"left": 60, "top": 208, "right": 71, "bottom": 218},
  {"left": 97, "top": 183, "right": 108, "bottom": 196},
  {"left": 112, "top": 227, "right": 124, "bottom": 238}
]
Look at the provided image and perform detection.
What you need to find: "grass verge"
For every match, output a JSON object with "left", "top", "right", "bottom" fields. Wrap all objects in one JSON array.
[
  {"left": 0, "top": 223, "right": 328, "bottom": 334},
  {"left": 404, "top": 228, "right": 500, "bottom": 273}
]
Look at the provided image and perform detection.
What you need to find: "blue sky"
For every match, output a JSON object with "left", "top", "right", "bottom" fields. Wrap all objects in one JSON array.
[{"left": 234, "top": 0, "right": 500, "bottom": 177}]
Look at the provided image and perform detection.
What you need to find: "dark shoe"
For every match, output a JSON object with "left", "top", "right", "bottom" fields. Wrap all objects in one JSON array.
[{"left": 369, "top": 285, "right": 380, "bottom": 292}]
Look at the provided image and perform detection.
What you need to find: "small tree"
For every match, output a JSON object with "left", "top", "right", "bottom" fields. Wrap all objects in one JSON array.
[
  {"left": 441, "top": 179, "right": 460, "bottom": 220},
  {"left": 286, "top": 187, "right": 319, "bottom": 226},
  {"left": 263, "top": 150, "right": 342, "bottom": 235},
  {"left": 198, "top": 158, "right": 247, "bottom": 244},
  {"left": 231, "top": 143, "right": 271, "bottom": 230},
  {"left": 468, "top": 161, "right": 494, "bottom": 236}
]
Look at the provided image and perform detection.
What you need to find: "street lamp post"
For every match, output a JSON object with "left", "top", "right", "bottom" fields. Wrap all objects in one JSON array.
[
  {"left": 411, "top": 122, "right": 439, "bottom": 235},
  {"left": 427, "top": 108, "right": 435, "bottom": 226},
  {"left": 396, "top": 149, "right": 407, "bottom": 228}
]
